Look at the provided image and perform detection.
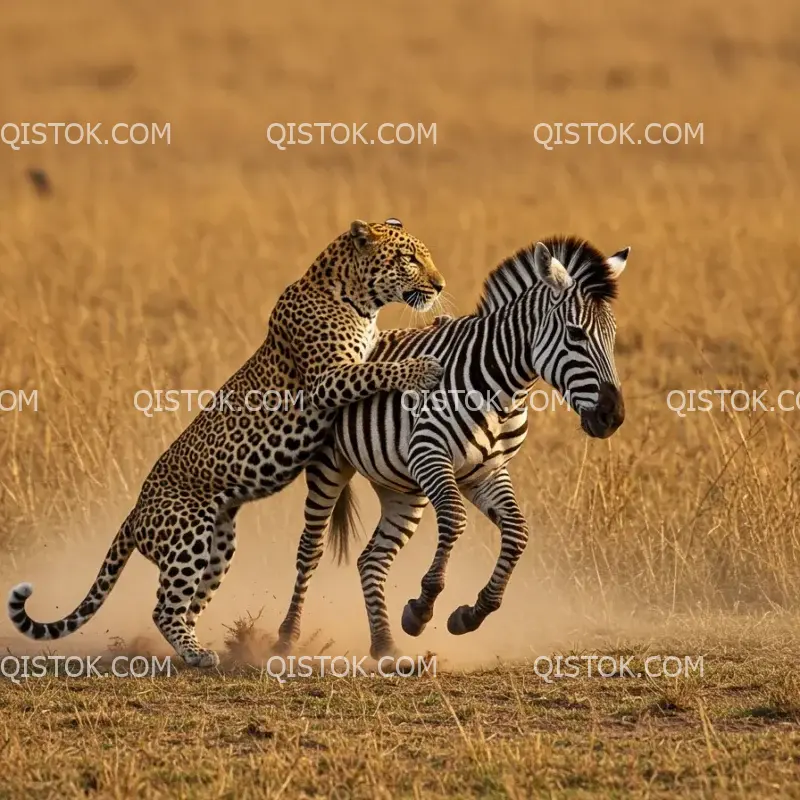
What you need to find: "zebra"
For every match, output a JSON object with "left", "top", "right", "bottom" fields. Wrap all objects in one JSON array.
[{"left": 275, "top": 235, "right": 630, "bottom": 661}]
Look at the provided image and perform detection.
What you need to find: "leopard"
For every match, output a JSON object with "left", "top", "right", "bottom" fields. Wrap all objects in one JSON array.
[{"left": 7, "top": 218, "right": 446, "bottom": 667}]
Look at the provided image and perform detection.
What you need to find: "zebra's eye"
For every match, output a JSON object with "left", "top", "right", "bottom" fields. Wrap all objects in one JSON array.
[{"left": 568, "top": 325, "right": 588, "bottom": 341}]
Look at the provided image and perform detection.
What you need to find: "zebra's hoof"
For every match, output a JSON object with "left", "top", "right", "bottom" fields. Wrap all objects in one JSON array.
[
  {"left": 271, "top": 638, "right": 293, "bottom": 657},
  {"left": 370, "top": 641, "right": 401, "bottom": 662},
  {"left": 401, "top": 601, "right": 428, "bottom": 637},
  {"left": 185, "top": 649, "right": 220, "bottom": 668},
  {"left": 447, "top": 605, "right": 480, "bottom": 635}
]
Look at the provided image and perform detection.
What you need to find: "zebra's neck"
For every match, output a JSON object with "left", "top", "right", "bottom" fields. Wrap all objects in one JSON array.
[
  {"left": 474, "top": 291, "right": 541, "bottom": 405},
  {"left": 372, "top": 287, "right": 546, "bottom": 403}
]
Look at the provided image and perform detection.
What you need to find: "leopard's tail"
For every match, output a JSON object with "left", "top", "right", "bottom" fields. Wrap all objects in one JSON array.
[{"left": 7, "top": 516, "right": 136, "bottom": 641}]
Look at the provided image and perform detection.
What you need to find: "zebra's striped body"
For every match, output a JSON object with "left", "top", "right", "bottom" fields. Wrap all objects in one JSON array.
[
  {"left": 277, "top": 236, "right": 630, "bottom": 660},
  {"left": 336, "top": 314, "right": 530, "bottom": 492}
]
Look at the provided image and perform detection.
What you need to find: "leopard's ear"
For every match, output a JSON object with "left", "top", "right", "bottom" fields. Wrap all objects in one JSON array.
[{"left": 349, "top": 220, "right": 379, "bottom": 253}]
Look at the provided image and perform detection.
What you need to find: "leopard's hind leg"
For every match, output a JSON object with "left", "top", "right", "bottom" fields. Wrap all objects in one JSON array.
[
  {"left": 148, "top": 500, "right": 221, "bottom": 667},
  {"left": 186, "top": 505, "right": 239, "bottom": 629}
]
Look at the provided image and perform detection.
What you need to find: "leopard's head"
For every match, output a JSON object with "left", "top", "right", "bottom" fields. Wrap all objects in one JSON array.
[{"left": 348, "top": 218, "right": 445, "bottom": 312}]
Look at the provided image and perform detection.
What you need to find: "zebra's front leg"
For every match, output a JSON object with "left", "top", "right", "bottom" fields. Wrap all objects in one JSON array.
[
  {"left": 357, "top": 489, "right": 427, "bottom": 659},
  {"left": 401, "top": 447, "right": 466, "bottom": 637},
  {"left": 275, "top": 443, "right": 355, "bottom": 655},
  {"left": 447, "top": 467, "right": 529, "bottom": 635}
]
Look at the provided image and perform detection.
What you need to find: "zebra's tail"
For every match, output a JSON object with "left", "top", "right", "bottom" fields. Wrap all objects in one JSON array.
[
  {"left": 329, "top": 483, "right": 363, "bottom": 566},
  {"left": 7, "top": 517, "right": 136, "bottom": 641}
]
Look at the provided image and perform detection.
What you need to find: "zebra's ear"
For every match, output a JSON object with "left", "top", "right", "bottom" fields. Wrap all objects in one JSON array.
[
  {"left": 533, "top": 242, "right": 573, "bottom": 292},
  {"left": 606, "top": 247, "right": 630, "bottom": 278}
]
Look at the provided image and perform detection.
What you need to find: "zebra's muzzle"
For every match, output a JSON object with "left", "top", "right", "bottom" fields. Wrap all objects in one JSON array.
[{"left": 580, "top": 381, "right": 625, "bottom": 439}]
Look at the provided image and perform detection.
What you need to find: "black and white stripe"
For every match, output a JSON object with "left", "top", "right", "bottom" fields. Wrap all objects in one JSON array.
[{"left": 276, "top": 236, "right": 630, "bottom": 659}]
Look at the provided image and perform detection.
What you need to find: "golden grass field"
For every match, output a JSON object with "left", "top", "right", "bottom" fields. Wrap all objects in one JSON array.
[{"left": 1, "top": 0, "right": 799, "bottom": 796}]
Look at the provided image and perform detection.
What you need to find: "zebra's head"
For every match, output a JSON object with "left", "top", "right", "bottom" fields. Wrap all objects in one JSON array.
[{"left": 530, "top": 238, "right": 629, "bottom": 439}]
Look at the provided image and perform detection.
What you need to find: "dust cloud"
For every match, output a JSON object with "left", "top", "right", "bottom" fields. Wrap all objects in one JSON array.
[{"left": 0, "top": 476, "right": 650, "bottom": 670}]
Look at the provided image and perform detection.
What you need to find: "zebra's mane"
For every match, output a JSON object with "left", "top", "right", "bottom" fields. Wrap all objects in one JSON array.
[{"left": 475, "top": 235, "right": 618, "bottom": 315}]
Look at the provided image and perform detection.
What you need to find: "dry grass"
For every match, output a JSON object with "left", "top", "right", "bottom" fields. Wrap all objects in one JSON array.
[
  {"left": 1, "top": 621, "right": 799, "bottom": 798},
  {"left": 1, "top": 0, "right": 799, "bottom": 796}
]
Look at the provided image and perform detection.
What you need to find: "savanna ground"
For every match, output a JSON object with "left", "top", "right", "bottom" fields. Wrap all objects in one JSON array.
[{"left": 1, "top": 0, "right": 799, "bottom": 797}]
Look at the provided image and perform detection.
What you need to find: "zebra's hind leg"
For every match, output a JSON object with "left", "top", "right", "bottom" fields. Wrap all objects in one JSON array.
[
  {"left": 402, "top": 447, "right": 467, "bottom": 637},
  {"left": 275, "top": 442, "right": 355, "bottom": 655},
  {"left": 447, "top": 467, "right": 529, "bottom": 635},
  {"left": 357, "top": 489, "right": 427, "bottom": 660}
]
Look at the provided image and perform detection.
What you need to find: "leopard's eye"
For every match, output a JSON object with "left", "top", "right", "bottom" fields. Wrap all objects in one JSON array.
[{"left": 396, "top": 251, "right": 417, "bottom": 268}]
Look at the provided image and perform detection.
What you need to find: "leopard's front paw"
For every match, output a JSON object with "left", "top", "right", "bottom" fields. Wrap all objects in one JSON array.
[
  {"left": 404, "top": 356, "right": 444, "bottom": 392},
  {"left": 431, "top": 314, "right": 453, "bottom": 327}
]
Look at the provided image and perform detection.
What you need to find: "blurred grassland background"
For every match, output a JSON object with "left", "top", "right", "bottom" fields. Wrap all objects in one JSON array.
[
  {"left": 0, "top": 0, "right": 799, "bottom": 634},
  {"left": 2, "top": 2, "right": 800, "bottom": 797}
]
